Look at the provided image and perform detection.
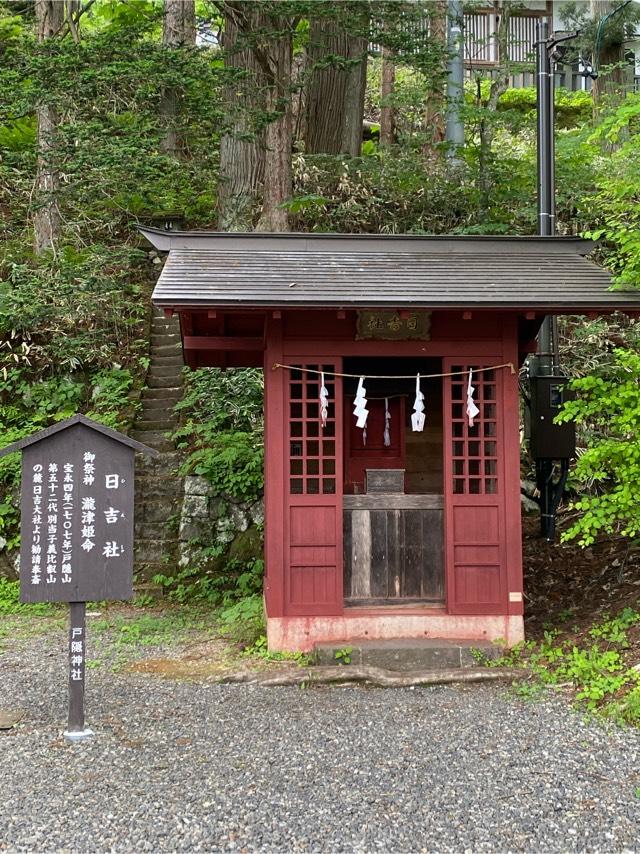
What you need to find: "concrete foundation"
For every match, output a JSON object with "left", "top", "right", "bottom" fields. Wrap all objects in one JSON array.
[{"left": 267, "top": 612, "right": 525, "bottom": 653}]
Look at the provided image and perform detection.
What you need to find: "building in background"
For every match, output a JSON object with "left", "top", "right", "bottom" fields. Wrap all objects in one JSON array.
[{"left": 464, "top": 1, "right": 640, "bottom": 91}]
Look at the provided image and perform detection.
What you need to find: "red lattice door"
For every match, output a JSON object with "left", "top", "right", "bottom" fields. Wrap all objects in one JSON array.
[
  {"left": 284, "top": 361, "right": 343, "bottom": 615},
  {"left": 443, "top": 361, "right": 507, "bottom": 614}
]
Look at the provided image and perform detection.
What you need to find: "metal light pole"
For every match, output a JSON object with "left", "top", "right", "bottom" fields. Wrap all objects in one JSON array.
[
  {"left": 445, "top": 0, "right": 465, "bottom": 153},
  {"left": 531, "top": 20, "right": 576, "bottom": 541},
  {"left": 535, "top": 19, "right": 555, "bottom": 377}
]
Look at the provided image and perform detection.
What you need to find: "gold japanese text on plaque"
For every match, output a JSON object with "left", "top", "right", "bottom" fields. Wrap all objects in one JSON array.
[{"left": 356, "top": 311, "right": 431, "bottom": 341}]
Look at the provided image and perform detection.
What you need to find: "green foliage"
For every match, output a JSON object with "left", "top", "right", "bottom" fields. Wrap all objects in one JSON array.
[
  {"left": 556, "top": 349, "right": 640, "bottom": 545},
  {"left": 218, "top": 593, "right": 265, "bottom": 646},
  {"left": 552, "top": 645, "right": 630, "bottom": 706},
  {"left": 292, "top": 148, "right": 537, "bottom": 236},
  {"left": 91, "top": 610, "right": 209, "bottom": 647},
  {"left": 0, "top": 577, "right": 54, "bottom": 615},
  {"left": 174, "top": 368, "right": 264, "bottom": 503},
  {"left": 154, "top": 557, "right": 264, "bottom": 607},
  {"left": 86, "top": 367, "right": 140, "bottom": 428},
  {"left": 589, "top": 608, "right": 640, "bottom": 646},
  {"left": 0, "top": 248, "right": 147, "bottom": 377},
  {"left": 334, "top": 646, "right": 353, "bottom": 665},
  {"left": 582, "top": 95, "right": 640, "bottom": 286},
  {"left": 499, "top": 605, "right": 640, "bottom": 719},
  {"left": 497, "top": 87, "right": 592, "bottom": 128},
  {"left": 186, "top": 431, "right": 264, "bottom": 503}
]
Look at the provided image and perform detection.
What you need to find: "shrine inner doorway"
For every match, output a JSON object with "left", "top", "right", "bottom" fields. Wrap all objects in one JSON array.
[{"left": 341, "top": 357, "right": 445, "bottom": 606}]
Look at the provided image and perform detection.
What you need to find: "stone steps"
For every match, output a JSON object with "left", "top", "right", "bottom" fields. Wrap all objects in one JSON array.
[
  {"left": 133, "top": 307, "right": 185, "bottom": 580},
  {"left": 131, "top": 431, "right": 175, "bottom": 452},
  {"left": 313, "top": 639, "right": 503, "bottom": 671},
  {"left": 140, "top": 396, "right": 180, "bottom": 411},
  {"left": 136, "top": 419, "right": 175, "bottom": 431},
  {"left": 148, "top": 365, "right": 184, "bottom": 379},
  {"left": 141, "top": 388, "right": 183, "bottom": 401},
  {"left": 147, "top": 375, "right": 184, "bottom": 389},
  {"left": 151, "top": 333, "right": 181, "bottom": 346},
  {"left": 151, "top": 343, "right": 183, "bottom": 357},
  {"left": 151, "top": 354, "right": 184, "bottom": 368}
]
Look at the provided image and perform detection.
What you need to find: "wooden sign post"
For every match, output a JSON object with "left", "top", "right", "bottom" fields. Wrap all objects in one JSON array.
[{"left": 0, "top": 415, "right": 158, "bottom": 741}]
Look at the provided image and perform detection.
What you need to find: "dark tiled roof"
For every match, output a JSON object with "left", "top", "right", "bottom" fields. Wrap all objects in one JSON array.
[{"left": 141, "top": 230, "right": 640, "bottom": 311}]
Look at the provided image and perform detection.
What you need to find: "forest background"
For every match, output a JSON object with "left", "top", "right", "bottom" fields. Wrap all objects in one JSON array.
[{"left": 0, "top": 0, "right": 639, "bottom": 611}]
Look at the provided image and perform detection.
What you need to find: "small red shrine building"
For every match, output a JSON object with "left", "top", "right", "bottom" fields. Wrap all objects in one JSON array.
[{"left": 142, "top": 229, "right": 640, "bottom": 652}]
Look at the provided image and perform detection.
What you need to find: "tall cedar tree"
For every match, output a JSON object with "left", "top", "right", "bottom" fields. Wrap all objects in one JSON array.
[
  {"left": 161, "top": 0, "right": 197, "bottom": 156},
  {"left": 33, "top": 0, "right": 64, "bottom": 254},
  {"left": 216, "top": 2, "right": 295, "bottom": 231},
  {"left": 304, "top": 18, "right": 368, "bottom": 156},
  {"left": 217, "top": 4, "right": 266, "bottom": 229}
]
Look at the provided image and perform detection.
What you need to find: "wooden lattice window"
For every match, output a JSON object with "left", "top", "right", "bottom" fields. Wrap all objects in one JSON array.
[
  {"left": 450, "top": 366, "right": 499, "bottom": 495},
  {"left": 288, "top": 365, "right": 337, "bottom": 496}
]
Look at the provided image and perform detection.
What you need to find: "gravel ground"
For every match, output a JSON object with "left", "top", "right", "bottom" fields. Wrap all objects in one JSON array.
[{"left": 2, "top": 624, "right": 640, "bottom": 853}]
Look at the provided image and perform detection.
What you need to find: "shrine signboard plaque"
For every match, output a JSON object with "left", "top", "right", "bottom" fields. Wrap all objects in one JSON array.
[
  {"left": 0, "top": 415, "right": 157, "bottom": 741},
  {"left": 356, "top": 310, "right": 431, "bottom": 341}
]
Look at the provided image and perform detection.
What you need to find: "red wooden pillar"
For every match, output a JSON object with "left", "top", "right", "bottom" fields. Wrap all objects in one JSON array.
[
  {"left": 502, "top": 329, "right": 524, "bottom": 618},
  {"left": 443, "top": 359, "right": 509, "bottom": 614},
  {"left": 263, "top": 318, "right": 285, "bottom": 616},
  {"left": 282, "top": 358, "right": 344, "bottom": 615}
]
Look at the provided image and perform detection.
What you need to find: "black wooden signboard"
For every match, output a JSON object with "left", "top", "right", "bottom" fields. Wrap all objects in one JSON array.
[{"left": 0, "top": 414, "right": 157, "bottom": 740}]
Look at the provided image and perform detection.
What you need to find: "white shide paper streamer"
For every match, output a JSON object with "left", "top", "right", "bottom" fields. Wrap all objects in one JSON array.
[
  {"left": 319, "top": 372, "right": 329, "bottom": 428},
  {"left": 411, "top": 374, "right": 426, "bottom": 432},
  {"left": 383, "top": 397, "right": 391, "bottom": 447},
  {"left": 466, "top": 369, "right": 480, "bottom": 427},
  {"left": 353, "top": 376, "right": 369, "bottom": 430}
]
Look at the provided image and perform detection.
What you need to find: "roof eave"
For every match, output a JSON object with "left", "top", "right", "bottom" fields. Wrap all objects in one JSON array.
[
  {"left": 151, "top": 298, "right": 640, "bottom": 314},
  {"left": 138, "top": 226, "right": 596, "bottom": 256}
]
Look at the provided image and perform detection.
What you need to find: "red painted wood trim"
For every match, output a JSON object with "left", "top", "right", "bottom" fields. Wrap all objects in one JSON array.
[
  {"left": 344, "top": 606, "right": 448, "bottom": 616},
  {"left": 502, "top": 317, "right": 524, "bottom": 616},
  {"left": 283, "top": 356, "right": 344, "bottom": 617},
  {"left": 283, "top": 340, "right": 503, "bottom": 358},
  {"left": 443, "top": 355, "right": 509, "bottom": 616},
  {"left": 183, "top": 336, "right": 264, "bottom": 351},
  {"left": 264, "top": 317, "right": 285, "bottom": 617}
]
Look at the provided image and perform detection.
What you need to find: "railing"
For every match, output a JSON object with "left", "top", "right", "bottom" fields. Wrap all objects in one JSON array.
[{"left": 464, "top": 10, "right": 544, "bottom": 67}]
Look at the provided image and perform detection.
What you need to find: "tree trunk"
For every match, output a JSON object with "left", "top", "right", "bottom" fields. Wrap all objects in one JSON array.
[
  {"left": 211, "top": 665, "right": 527, "bottom": 687},
  {"left": 163, "top": 0, "right": 196, "bottom": 46},
  {"left": 380, "top": 46, "right": 396, "bottom": 147},
  {"left": 33, "top": 0, "right": 64, "bottom": 255},
  {"left": 256, "top": 26, "right": 292, "bottom": 232},
  {"left": 479, "top": 1, "right": 511, "bottom": 212},
  {"left": 304, "top": 20, "right": 367, "bottom": 156},
  {"left": 422, "top": 0, "right": 447, "bottom": 160},
  {"left": 217, "top": 6, "right": 266, "bottom": 230},
  {"left": 160, "top": 0, "right": 196, "bottom": 156},
  {"left": 590, "top": 0, "right": 629, "bottom": 106}
]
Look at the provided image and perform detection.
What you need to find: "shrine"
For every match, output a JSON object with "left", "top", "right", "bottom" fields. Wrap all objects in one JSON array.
[{"left": 142, "top": 228, "right": 640, "bottom": 652}]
